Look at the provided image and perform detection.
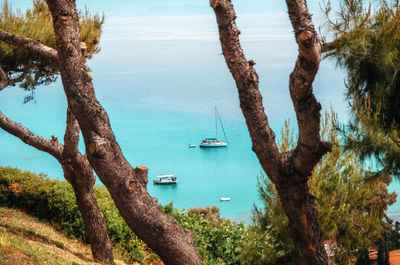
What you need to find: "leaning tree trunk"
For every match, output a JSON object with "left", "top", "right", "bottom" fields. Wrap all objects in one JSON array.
[
  {"left": 44, "top": 1, "right": 202, "bottom": 264},
  {"left": 210, "top": 0, "right": 331, "bottom": 264},
  {"left": 0, "top": 110, "right": 114, "bottom": 264}
]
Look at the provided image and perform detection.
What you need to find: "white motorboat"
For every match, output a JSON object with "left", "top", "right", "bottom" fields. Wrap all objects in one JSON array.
[
  {"left": 153, "top": 174, "right": 178, "bottom": 185},
  {"left": 220, "top": 197, "right": 231, "bottom": 201}
]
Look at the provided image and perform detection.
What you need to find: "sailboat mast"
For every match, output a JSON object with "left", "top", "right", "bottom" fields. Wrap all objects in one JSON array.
[
  {"left": 215, "top": 106, "right": 218, "bottom": 139},
  {"left": 216, "top": 107, "right": 228, "bottom": 144}
]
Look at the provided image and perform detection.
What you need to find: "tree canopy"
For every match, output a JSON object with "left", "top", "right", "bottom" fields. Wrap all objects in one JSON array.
[
  {"left": 0, "top": 0, "right": 102, "bottom": 97},
  {"left": 323, "top": 0, "right": 400, "bottom": 176}
]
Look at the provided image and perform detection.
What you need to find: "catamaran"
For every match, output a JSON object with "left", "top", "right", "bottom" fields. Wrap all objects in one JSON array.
[
  {"left": 200, "top": 107, "right": 228, "bottom": 148},
  {"left": 153, "top": 174, "right": 178, "bottom": 185}
]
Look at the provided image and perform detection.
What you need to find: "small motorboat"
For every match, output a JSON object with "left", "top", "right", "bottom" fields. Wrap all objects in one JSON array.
[
  {"left": 153, "top": 174, "right": 178, "bottom": 185},
  {"left": 220, "top": 197, "right": 231, "bottom": 201},
  {"left": 189, "top": 144, "right": 196, "bottom": 148}
]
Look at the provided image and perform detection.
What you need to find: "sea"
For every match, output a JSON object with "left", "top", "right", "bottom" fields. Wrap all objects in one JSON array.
[{"left": 1, "top": 0, "right": 400, "bottom": 221}]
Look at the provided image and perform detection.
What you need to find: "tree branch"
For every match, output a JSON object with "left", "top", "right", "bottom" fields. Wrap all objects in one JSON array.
[
  {"left": 8, "top": 71, "right": 27, "bottom": 86},
  {"left": 285, "top": 0, "right": 332, "bottom": 177},
  {"left": 321, "top": 35, "right": 346, "bottom": 54},
  {"left": 0, "top": 29, "right": 58, "bottom": 65},
  {"left": 0, "top": 66, "right": 9, "bottom": 92},
  {"left": 0, "top": 66, "right": 27, "bottom": 91},
  {"left": 62, "top": 107, "right": 94, "bottom": 188},
  {"left": 286, "top": 0, "right": 321, "bottom": 100},
  {"left": 0, "top": 111, "right": 63, "bottom": 159},
  {"left": 210, "top": 0, "right": 281, "bottom": 181},
  {"left": 322, "top": 40, "right": 336, "bottom": 53},
  {"left": 63, "top": 107, "right": 80, "bottom": 158}
]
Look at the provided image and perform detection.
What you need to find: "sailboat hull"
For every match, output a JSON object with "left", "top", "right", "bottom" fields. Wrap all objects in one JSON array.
[{"left": 199, "top": 141, "right": 228, "bottom": 148}]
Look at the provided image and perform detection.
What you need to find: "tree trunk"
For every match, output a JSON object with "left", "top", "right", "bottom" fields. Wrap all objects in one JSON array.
[
  {"left": 64, "top": 168, "right": 114, "bottom": 263},
  {"left": 45, "top": 1, "right": 202, "bottom": 264},
  {"left": 210, "top": 0, "right": 331, "bottom": 264},
  {"left": 0, "top": 111, "right": 114, "bottom": 264},
  {"left": 275, "top": 179, "right": 328, "bottom": 265},
  {"left": 62, "top": 109, "right": 114, "bottom": 264}
]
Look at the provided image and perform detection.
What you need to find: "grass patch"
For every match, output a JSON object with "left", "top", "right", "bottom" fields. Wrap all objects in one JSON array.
[{"left": 0, "top": 206, "right": 129, "bottom": 265}]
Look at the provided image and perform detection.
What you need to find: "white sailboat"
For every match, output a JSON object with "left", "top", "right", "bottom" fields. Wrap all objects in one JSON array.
[{"left": 200, "top": 107, "right": 228, "bottom": 148}]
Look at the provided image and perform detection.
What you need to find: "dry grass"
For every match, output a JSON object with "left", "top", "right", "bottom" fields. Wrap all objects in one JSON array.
[{"left": 0, "top": 207, "right": 130, "bottom": 265}]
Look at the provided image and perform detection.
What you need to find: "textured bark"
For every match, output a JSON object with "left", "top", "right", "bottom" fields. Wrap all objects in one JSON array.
[
  {"left": 45, "top": 1, "right": 202, "bottom": 264},
  {"left": 0, "top": 29, "right": 58, "bottom": 64},
  {"left": 0, "top": 111, "right": 63, "bottom": 158},
  {"left": 0, "top": 67, "right": 9, "bottom": 91},
  {"left": 61, "top": 109, "right": 114, "bottom": 264},
  {"left": 210, "top": 0, "right": 331, "bottom": 264},
  {"left": 0, "top": 110, "right": 114, "bottom": 264}
]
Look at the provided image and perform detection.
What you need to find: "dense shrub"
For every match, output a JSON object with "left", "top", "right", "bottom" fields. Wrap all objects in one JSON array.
[{"left": 161, "top": 202, "right": 249, "bottom": 264}]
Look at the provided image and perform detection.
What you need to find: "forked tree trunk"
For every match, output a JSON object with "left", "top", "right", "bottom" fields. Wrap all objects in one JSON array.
[
  {"left": 210, "top": 0, "right": 331, "bottom": 264},
  {"left": 0, "top": 110, "right": 114, "bottom": 264},
  {"left": 44, "top": 1, "right": 202, "bottom": 264}
]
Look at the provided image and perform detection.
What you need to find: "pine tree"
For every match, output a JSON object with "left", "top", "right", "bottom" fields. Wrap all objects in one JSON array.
[
  {"left": 323, "top": 0, "right": 400, "bottom": 177},
  {"left": 0, "top": 0, "right": 103, "bottom": 98}
]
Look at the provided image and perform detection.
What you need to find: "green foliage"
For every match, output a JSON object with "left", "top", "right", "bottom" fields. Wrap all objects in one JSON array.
[
  {"left": 311, "top": 113, "right": 395, "bottom": 264},
  {"left": 252, "top": 112, "right": 396, "bottom": 264},
  {"left": 323, "top": 0, "right": 400, "bottom": 176},
  {"left": 386, "top": 220, "right": 400, "bottom": 251},
  {"left": 355, "top": 248, "right": 370, "bottom": 265},
  {"left": 377, "top": 234, "right": 390, "bottom": 265},
  {"left": 0, "top": 0, "right": 103, "bottom": 99},
  {"left": 161, "top": 202, "right": 250, "bottom": 265}
]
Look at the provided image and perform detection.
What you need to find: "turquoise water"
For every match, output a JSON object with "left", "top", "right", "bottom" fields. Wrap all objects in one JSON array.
[{"left": 2, "top": 0, "right": 400, "bottom": 220}]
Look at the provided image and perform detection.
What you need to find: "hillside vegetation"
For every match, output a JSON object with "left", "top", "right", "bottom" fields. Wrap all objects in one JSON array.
[{"left": 0, "top": 206, "right": 130, "bottom": 265}]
